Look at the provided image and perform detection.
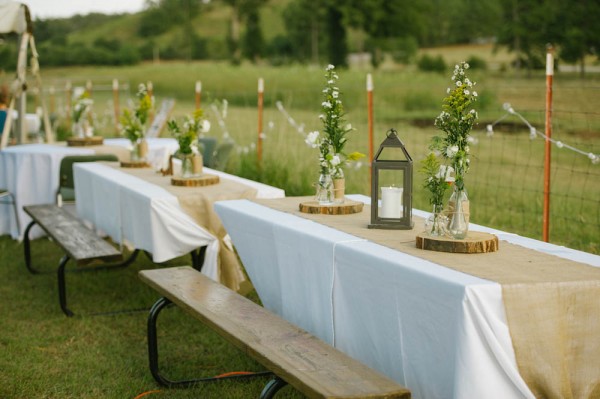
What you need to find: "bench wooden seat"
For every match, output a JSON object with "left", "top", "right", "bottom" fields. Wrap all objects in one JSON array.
[
  {"left": 23, "top": 204, "right": 126, "bottom": 316},
  {"left": 139, "top": 266, "right": 411, "bottom": 399}
]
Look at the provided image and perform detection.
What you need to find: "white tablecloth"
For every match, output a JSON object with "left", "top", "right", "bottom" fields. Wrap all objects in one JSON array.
[
  {"left": 0, "top": 139, "right": 180, "bottom": 239},
  {"left": 74, "top": 162, "right": 284, "bottom": 281},
  {"left": 0, "top": 144, "right": 95, "bottom": 239},
  {"left": 214, "top": 194, "right": 600, "bottom": 399}
]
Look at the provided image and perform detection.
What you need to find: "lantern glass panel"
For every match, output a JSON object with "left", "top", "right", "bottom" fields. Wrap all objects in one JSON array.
[{"left": 377, "top": 169, "right": 404, "bottom": 220}]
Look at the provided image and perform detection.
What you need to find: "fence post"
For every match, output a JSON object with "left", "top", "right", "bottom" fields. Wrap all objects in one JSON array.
[
  {"left": 113, "top": 79, "right": 120, "bottom": 132},
  {"left": 257, "top": 77, "right": 264, "bottom": 167},
  {"left": 543, "top": 47, "right": 554, "bottom": 242},
  {"left": 65, "top": 81, "right": 72, "bottom": 132},
  {"left": 195, "top": 81, "right": 202, "bottom": 110},
  {"left": 367, "top": 73, "right": 374, "bottom": 191}
]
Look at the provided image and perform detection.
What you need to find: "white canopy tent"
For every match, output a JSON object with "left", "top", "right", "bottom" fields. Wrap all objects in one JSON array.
[{"left": 0, "top": 1, "right": 53, "bottom": 149}]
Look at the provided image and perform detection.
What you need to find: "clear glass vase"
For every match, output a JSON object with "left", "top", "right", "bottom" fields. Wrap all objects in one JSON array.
[
  {"left": 180, "top": 154, "right": 194, "bottom": 178},
  {"left": 447, "top": 187, "right": 470, "bottom": 239},
  {"left": 315, "top": 172, "right": 334, "bottom": 205},
  {"left": 130, "top": 140, "right": 141, "bottom": 162},
  {"left": 130, "top": 138, "right": 148, "bottom": 163},
  {"left": 333, "top": 168, "right": 345, "bottom": 204},
  {"left": 425, "top": 204, "right": 448, "bottom": 237}
]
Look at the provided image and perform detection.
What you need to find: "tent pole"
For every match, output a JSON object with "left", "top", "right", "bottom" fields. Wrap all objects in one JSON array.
[
  {"left": 15, "top": 32, "right": 29, "bottom": 144},
  {"left": 28, "top": 35, "right": 54, "bottom": 143}
]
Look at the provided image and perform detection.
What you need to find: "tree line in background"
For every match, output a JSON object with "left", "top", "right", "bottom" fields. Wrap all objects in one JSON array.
[{"left": 0, "top": 0, "right": 598, "bottom": 73}]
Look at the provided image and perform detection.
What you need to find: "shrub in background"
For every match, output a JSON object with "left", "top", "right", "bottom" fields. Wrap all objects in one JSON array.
[{"left": 417, "top": 54, "right": 447, "bottom": 73}]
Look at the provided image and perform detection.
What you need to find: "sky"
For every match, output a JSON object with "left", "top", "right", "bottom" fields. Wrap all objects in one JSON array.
[{"left": 17, "top": 0, "right": 146, "bottom": 19}]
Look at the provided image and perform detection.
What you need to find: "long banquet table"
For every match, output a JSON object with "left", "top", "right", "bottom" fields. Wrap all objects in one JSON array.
[
  {"left": 74, "top": 162, "right": 284, "bottom": 291},
  {"left": 214, "top": 194, "right": 600, "bottom": 399},
  {"left": 0, "top": 138, "right": 179, "bottom": 239}
]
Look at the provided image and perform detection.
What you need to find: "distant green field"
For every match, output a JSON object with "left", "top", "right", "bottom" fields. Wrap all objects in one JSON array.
[{"left": 7, "top": 45, "right": 599, "bottom": 253}]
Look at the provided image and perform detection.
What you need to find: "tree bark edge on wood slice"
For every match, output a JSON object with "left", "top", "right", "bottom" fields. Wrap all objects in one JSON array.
[
  {"left": 416, "top": 231, "right": 499, "bottom": 253},
  {"left": 299, "top": 200, "right": 363, "bottom": 215}
]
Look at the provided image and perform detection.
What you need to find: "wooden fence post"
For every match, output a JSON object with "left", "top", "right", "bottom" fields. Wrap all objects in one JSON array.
[
  {"left": 257, "top": 77, "right": 264, "bottom": 167},
  {"left": 113, "top": 79, "right": 120, "bottom": 132},
  {"left": 367, "top": 73, "right": 374, "bottom": 191},
  {"left": 195, "top": 81, "right": 202, "bottom": 110},
  {"left": 543, "top": 47, "right": 554, "bottom": 242}
]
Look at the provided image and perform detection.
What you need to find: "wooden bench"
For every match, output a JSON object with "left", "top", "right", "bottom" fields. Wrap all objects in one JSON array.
[
  {"left": 139, "top": 266, "right": 411, "bottom": 399},
  {"left": 23, "top": 204, "right": 129, "bottom": 316}
]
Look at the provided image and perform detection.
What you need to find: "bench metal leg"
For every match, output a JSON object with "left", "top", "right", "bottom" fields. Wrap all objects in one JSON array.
[
  {"left": 58, "top": 250, "right": 143, "bottom": 317},
  {"left": 57, "top": 254, "right": 73, "bottom": 317},
  {"left": 23, "top": 220, "right": 40, "bottom": 274},
  {"left": 147, "top": 296, "right": 272, "bottom": 388},
  {"left": 260, "top": 377, "right": 288, "bottom": 399},
  {"left": 190, "top": 245, "right": 207, "bottom": 271}
]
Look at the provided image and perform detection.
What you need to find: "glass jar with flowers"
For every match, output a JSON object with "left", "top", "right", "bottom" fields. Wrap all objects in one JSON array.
[
  {"left": 72, "top": 88, "right": 93, "bottom": 138},
  {"left": 420, "top": 153, "right": 454, "bottom": 237},
  {"left": 167, "top": 109, "right": 208, "bottom": 178},
  {"left": 432, "top": 61, "right": 478, "bottom": 239},
  {"left": 305, "top": 64, "right": 364, "bottom": 205},
  {"left": 120, "top": 84, "right": 153, "bottom": 162}
]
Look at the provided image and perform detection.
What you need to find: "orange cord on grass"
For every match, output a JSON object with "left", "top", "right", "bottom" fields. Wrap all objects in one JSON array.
[
  {"left": 133, "top": 390, "right": 162, "bottom": 399},
  {"left": 133, "top": 371, "right": 266, "bottom": 398},
  {"left": 213, "top": 371, "right": 258, "bottom": 378}
]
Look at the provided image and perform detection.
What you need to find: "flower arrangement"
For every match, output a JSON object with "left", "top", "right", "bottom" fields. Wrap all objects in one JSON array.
[
  {"left": 72, "top": 89, "right": 93, "bottom": 125},
  {"left": 120, "top": 84, "right": 153, "bottom": 143},
  {"left": 305, "top": 64, "right": 364, "bottom": 178},
  {"left": 420, "top": 153, "right": 454, "bottom": 213},
  {"left": 432, "top": 61, "right": 478, "bottom": 191},
  {"left": 167, "top": 109, "right": 210, "bottom": 155}
]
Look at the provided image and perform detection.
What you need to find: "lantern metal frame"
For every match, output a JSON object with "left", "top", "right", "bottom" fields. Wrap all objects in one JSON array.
[{"left": 368, "top": 128, "right": 414, "bottom": 230}]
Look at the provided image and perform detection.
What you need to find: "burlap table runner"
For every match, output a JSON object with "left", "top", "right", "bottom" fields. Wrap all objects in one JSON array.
[
  {"left": 107, "top": 163, "right": 257, "bottom": 293},
  {"left": 254, "top": 196, "right": 600, "bottom": 399},
  {"left": 55, "top": 141, "right": 132, "bottom": 161}
]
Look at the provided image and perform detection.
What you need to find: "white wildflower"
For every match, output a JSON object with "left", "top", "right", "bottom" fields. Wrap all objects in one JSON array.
[
  {"left": 201, "top": 119, "right": 211, "bottom": 133},
  {"left": 326, "top": 64, "right": 335, "bottom": 71},
  {"left": 322, "top": 101, "right": 332, "bottom": 109},
  {"left": 332, "top": 91, "right": 339, "bottom": 98},
  {"left": 464, "top": 63, "right": 470, "bottom": 69},
  {"left": 473, "top": 91, "right": 478, "bottom": 97},
  {"left": 456, "top": 81, "right": 462, "bottom": 87},
  {"left": 305, "top": 131, "right": 320, "bottom": 148},
  {"left": 464, "top": 89, "right": 470, "bottom": 95},
  {"left": 330, "top": 155, "right": 341, "bottom": 166},
  {"left": 446, "top": 145, "right": 459, "bottom": 158}
]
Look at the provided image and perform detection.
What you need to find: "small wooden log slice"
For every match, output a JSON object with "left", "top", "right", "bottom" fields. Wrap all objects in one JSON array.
[
  {"left": 416, "top": 231, "right": 499, "bottom": 253},
  {"left": 299, "top": 199, "right": 363, "bottom": 215},
  {"left": 67, "top": 136, "right": 104, "bottom": 146},
  {"left": 171, "top": 174, "right": 219, "bottom": 187},
  {"left": 120, "top": 161, "right": 151, "bottom": 168}
]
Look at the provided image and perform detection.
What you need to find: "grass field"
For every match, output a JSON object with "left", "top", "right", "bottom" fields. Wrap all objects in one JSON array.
[{"left": 0, "top": 236, "right": 304, "bottom": 398}]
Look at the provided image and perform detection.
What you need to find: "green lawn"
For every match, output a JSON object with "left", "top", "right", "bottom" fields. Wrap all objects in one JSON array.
[{"left": 0, "top": 236, "right": 304, "bottom": 398}]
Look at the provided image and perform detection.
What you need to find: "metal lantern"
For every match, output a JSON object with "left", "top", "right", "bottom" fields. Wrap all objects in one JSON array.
[{"left": 369, "top": 128, "right": 414, "bottom": 229}]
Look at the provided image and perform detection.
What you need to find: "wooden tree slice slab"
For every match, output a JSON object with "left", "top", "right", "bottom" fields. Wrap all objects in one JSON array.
[
  {"left": 416, "top": 231, "right": 499, "bottom": 253},
  {"left": 67, "top": 136, "right": 104, "bottom": 146},
  {"left": 120, "top": 161, "right": 151, "bottom": 168},
  {"left": 171, "top": 174, "right": 219, "bottom": 187},
  {"left": 299, "top": 199, "right": 363, "bottom": 215}
]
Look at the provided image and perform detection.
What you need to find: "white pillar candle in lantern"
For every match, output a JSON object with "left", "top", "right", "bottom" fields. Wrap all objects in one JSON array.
[{"left": 380, "top": 186, "right": 403, "bottom": 218}]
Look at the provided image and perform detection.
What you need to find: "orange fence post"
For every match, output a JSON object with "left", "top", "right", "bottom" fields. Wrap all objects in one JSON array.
[
  {"left": 65, "top": 81, "right": 72, "bottom": 131},
  {"left": 367, "top": 73, "right": 374, "bottom": 191},
  {"left": 257, "top": 77, "right": 264, "bottom": 167},
  {"left": 195, "top": 81, "right": 202, "bottom": 110},
  {"left": 49, "top": 86, "right": 55, "bottom": 115},
  {"left": 113, "top": 79, "right": 120, "bottom": 132},
  {"left": 543, "top": 48, "right": 554, "bottom": 242},
  {"left": 147, "top": 81, "right": 154, "bottom": 123},
  {"left": 86, "top": 80, "right": 93, "bottom": 97}
]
